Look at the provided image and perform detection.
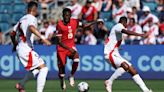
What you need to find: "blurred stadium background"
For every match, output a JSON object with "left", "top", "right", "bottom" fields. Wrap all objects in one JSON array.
[{"left": 0, "top": 0, "right": 164, "bottom": 92}]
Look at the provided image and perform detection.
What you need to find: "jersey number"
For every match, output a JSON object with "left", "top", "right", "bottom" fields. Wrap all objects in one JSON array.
[{"left": 68, "top": 33, "right": 73, "bottom": 39}]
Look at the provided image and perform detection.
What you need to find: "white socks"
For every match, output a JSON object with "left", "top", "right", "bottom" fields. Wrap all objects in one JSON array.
[
  {"left": 132, "top": 74, "right": 149, "bottom": 92},
  {"left": 108, "top": 67, "right": 150, "bottom": 92},
  {"left": 37, "top": 67, "right": 48, "bottom": 92},
  {"left": 108, "top": 67, "right": 126, "bottom": 85}
]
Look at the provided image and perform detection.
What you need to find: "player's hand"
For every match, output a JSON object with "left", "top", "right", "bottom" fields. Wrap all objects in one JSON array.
[
  {"left": 69, "top": 48, "right": 76, "bottom": 55},
  {"left": 42, "top": 39, "right": 51, "bottom": 46}
]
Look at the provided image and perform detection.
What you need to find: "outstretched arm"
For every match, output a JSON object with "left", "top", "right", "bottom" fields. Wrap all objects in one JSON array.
[
  {"left": 121, "top": 29, "right": 146, "bottom": 37},
  {"left": 29, "top": 25, "right": 51, "bottom": 45}
]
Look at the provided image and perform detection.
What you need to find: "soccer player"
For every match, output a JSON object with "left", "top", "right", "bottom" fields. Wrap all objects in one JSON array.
[
  {"left": 104, "top": 16, "right": 152, "bottom": 92},
  {"left": 10, "top": 1, "right": 51, "bottom": 92},
  {"left": 56, "top": 8, "right": 80, "bottom": 90}
]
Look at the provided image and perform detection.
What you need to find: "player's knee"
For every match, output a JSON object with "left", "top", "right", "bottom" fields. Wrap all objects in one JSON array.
[
  {"left": 121, "top": 62, "right": 130, "bottom": 71},
  {"left": 74, "top": 52, "right": 79, "bottom": 59},
  {"left": 129, "top": 66, "right": 138, "bottom": 76}
]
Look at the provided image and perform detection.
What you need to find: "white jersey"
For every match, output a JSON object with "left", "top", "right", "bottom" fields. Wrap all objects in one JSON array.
[
  {"left": 67, "top": 3, "right": 82, "bottom": 19},
  {"left": 84, "top": 34, "right": 97, "bottom": 45},
  {"left": 39, "top": 25, "right": 54, "bottom": 39},
  {"left": 128, "top": 24, "right": 142, "bottom": 40},
  {"left": 143, "top": 24, "right": 159, "bottom": 44},
  {"left": 139, "top": 13, "right": 159, "bottom": 25},
  {"left": 13, "top": 14, "right": 37, "bottom": 48},
  {"left": 104, "top": 23, "right": 125, "bottom": 54},
  {"left": 104, "top": 23, "right": 132, "bottom": 68},
  {"left": 112, "top": 5, "right": 127, "bottom": 23},
  {"left": 13, "top": 14, "right": 45, "bottom": 71}
]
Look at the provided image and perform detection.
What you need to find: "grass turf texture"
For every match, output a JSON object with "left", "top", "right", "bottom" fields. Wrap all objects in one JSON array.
[{"left": 0, "top": 79, "right": 163, "bottom": 92}]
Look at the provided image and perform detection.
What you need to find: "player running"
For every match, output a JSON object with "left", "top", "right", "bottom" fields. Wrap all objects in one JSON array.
[
  {"left": 10, "top": 1, "right": 51, "bottom": 92},
  {"left": 104, "top": 16, "right": 152, "bottom": 92},
  {"left": 56, "top": 8, "right": 80, "bottom": 90}
]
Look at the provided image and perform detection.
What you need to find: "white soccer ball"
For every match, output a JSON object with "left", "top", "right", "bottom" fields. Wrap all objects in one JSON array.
[{"left": 78, "top": 82, "right": 89, "bottom": 92}]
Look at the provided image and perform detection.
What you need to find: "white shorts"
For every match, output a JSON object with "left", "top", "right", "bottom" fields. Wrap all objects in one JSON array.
[
  {"left": 104, "top": 49, "right": 131, "bottom": 68},
  {"left": 16, "top": 43, "right": 44, "bottom": 71}
]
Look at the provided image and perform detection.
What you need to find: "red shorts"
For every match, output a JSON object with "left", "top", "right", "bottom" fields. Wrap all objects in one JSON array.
[{"left": 57, "top": 49, "right": 79, "bottom": 67}]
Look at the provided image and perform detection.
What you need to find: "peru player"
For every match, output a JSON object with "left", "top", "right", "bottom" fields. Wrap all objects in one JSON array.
[
  {"left": 56, "top": 8, "right": 80, "bottom": 90},
  {"left": 10, "top": 1, "right": 51, "bottom": 92},
  {"left": 104, "top": 17, "right": 152, "bottom": 92}
]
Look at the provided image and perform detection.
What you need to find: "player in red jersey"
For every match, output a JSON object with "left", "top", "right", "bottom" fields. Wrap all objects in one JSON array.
[{"left": 56, "top": 8, "right": 80, "bottom": 90}]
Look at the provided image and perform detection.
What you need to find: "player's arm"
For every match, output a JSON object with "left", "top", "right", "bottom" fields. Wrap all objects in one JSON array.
[
  {"left": 10, "top": 30, "right": 18, "bottom": 52},
  {"left": 56, "top": 36, "right": 76, "bottom": 54},
  {"left": 140, "top": 17, "right": 153, "bottom": 27},
  {"left": 29, "top": 25, "right": 51, "bottom": 45},
  {"left": 121, "top": 29, "right": 147, "bottom": 37},
  {"left": 83, "top": 21, "right": 97, "bottom": 28},
  {"left": 94, "top": 12, "right": 98, "bottom": 21}
]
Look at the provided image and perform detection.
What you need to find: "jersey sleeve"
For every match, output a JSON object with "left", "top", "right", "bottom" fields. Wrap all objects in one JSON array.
[
  {"left": 56, "top": 23, "right": 62, "bottom": 37},
  {"left": 73, "top": 19, "right": 79, "bottom": 28},
  {"left": 28, "top": 16, "right": 37, "bottom": 27},
  {"left": 153, "top": 16, "right": 159, "bottom": 23},
  {"left": 81, "top": 6, "right": 85, "bottom": 14},
  {"left": 116, "top": 24, "right": 125, "bottom": 32},
  {"left": 93, "top": 6, "right": 97, "bottom": 13}
]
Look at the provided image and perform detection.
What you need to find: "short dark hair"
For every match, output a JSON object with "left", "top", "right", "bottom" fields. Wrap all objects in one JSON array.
[
  {"left": 119, "top": 16, "right": 127, "bottom": 23},
  {"left": 27, "top": 1, "right": 38, "bottom": 10},
  {"left": 130, "top": 18, "right": 135, "bottom": 23},
  {"left": 62, "top": 8, "right": 71, "bottom": 14}
]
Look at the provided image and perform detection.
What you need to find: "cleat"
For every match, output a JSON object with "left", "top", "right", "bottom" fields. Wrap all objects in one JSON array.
[
  {"left": 69, "top": 76, "right": 75, "bottom": 87},
  {"left": 15, "top": 83, "right": 25, "bottom": 92},
  {"left": 60, "top": 78, "right": 66, "bottom": 90},
  {"left": 104, "top": 80, "right": 112, "bottom": 92},
  {"left": 144, "top": 89, "right": 153, "bottom": 92}
]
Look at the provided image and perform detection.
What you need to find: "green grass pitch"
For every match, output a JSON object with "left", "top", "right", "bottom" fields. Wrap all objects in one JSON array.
[{"left": 0, "top": 79, "right": 163, "bottom": 92}]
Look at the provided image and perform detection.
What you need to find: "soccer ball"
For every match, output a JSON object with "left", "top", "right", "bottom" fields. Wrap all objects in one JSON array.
[{"left": 77, "top": 82, "right": 89, "bottom": 92}]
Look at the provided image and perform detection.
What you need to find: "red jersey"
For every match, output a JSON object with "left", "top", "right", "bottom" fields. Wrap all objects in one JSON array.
[
  {"left": 82, "top": 6, "right": 97, "bottom": 22},
  {"left": 56, "top": 18, "right": 78, "bottom": 51}
]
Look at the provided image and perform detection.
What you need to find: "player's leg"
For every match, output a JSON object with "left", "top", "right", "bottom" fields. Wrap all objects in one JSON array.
[
  {"left": 37, "top": 64, "right": 48, "bottom": 92},
  {"left": 29, "top": 51, "right": 48, "bottom": 92},
  {"left": 57, "top": 52, "right": 67, "bottom": 90},
  {"left": 68, "top": 50, "right": 80, "bottom": 87},
  {"left": 15, "top": 71, "right": 33, "bottom": 92},
  {"left": 16, "top": 69, "right": 39, "bottom": 92},
  {"left": 15, "top": 52, "right": 35, "bottom": 92},
  {"left": 121, "top": 62, "right": 152, "bottom": 92},
  {"left": 104, "top": 53, "right": 126, "bottom": 92}
]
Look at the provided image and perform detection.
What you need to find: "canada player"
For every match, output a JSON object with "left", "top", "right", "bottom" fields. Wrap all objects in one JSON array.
[
  {"left": 10, "top": 1, "right": 51, "bottom": 92},
  {"left": 104, "top": 17, "right": 152, "bottom": 92},
  {"left": 56, "top": 8, "right": 80, "bottom": 90}
]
